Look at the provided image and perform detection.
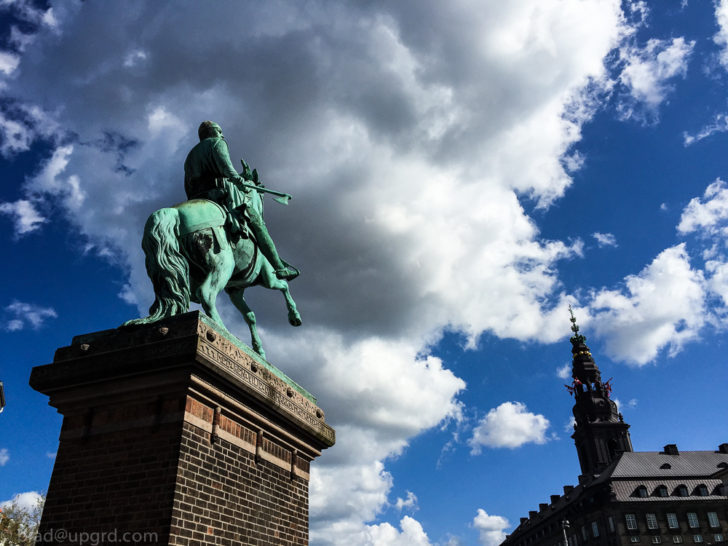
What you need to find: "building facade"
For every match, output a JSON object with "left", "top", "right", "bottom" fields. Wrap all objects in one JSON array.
[{"left": 501, "top": 314, "right": 728, "bottom": 546}]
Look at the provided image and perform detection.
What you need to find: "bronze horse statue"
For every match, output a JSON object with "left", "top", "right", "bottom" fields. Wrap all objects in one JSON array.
[{"left": 123, "top": 188, "right": 301, "bottom": 360}]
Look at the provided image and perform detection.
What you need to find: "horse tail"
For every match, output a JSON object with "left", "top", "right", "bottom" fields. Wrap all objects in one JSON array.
[{"left": 139, "top": 207, "right": 190, "bottom": 322}]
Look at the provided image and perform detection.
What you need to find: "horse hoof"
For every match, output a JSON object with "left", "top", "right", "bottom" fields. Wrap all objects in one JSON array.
[{"left": 288, "top": 312, "right": 302, "bottom": 327}]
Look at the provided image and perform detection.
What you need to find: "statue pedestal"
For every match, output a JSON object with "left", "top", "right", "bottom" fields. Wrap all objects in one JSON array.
[{"left": 30, "top": 311, "right": 334, "bottom": 546}]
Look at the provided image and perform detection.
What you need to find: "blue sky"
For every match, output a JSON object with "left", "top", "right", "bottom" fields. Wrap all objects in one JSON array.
[{"left": 0, "top": 1, "right": 727, "bottom": 545}]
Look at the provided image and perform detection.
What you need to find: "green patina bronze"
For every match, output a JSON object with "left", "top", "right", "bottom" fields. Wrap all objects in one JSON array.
[{"left": 123, "top": 121, "right": 301, "bottom": 360}]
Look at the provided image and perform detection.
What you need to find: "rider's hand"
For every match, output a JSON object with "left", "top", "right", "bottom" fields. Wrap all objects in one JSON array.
[{"left": 237, "top": 176, "right": 252, "bottom": 194}]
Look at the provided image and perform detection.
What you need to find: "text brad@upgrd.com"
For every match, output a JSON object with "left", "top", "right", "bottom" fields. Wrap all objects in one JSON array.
[{"left": 34, "top": 528, "right": 158, "bottom": 545}]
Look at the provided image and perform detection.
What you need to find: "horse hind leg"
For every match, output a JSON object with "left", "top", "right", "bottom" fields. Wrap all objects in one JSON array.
[
  {"left": 260, "top": 260, "right": 301, "bottom": 327},
  {"left": 192, "top": 228, "right": 235, "bottom": 329},
  {"left": 227, "top": 287, "right": 266, "bottom": 359}
]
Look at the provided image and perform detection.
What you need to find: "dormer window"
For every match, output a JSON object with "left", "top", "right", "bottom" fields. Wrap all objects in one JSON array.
[
  {"left": 635, "top": 485, "right": 649, "bottom": 498},
  {"left": 660, "top": 463, "right": 672, "bottom": 469},
  {"left": 696, "top": 484, "right": 709, "bottom": 496},
  {"left": 655, "top": 485, "right": 669, "bottom": 497},
  {"left": 675, "top": 485, "right": 689, "bottom": 497}
]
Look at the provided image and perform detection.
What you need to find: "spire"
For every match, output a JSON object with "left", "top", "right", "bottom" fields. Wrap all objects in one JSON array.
[
  {"left": 566, "top": 306, "right": 632, "bottom": 477},
  {"left": 567, "top": 305, "right": 601, "bottom": 388},
  {"left": 568, "top": 304, "right": 585, "bottom": 345}
]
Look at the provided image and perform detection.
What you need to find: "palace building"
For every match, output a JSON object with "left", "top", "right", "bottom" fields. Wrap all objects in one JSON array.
[{"left": 500, "top": 313, "right": 728, "bottom": 546}]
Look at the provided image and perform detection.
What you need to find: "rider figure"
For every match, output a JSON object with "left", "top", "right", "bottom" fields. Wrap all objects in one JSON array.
[{"left": 184, "top": 121, "right": 298, "bottom": 281}]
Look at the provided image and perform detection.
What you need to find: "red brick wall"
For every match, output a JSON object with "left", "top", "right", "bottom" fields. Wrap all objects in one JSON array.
[
  {"left": 169, "top": 421, "right": 310, "bottom": 545},
  {"left": 38, "top": 419, "right": 182, "bottom": 545}
]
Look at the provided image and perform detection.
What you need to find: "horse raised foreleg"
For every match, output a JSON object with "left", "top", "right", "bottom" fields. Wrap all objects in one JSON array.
[
  {"left": 226, "top": 287, "right": 266, "bottom": 359},
  {"left": 260, "top": 261, "right": 302, "bottom": 327}
]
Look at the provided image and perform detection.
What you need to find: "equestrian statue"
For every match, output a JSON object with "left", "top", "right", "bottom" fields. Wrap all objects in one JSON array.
[{"left": 123, "top": 121, "right": 301, "bottom": 359}]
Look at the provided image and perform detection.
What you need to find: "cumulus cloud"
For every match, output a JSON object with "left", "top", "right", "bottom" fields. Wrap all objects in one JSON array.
[
  {"left": 589, "top": 244, "right": 705, "bottom": 365},
  {"left": 3, "top": 300, "right": 57, "bottom": 331},
  {"left": 678, "top": 179, "right": 728, "bottom": 236},
  {"left": 364, "top": 516, "right": 432, "bottom": 546},
  {"left": 473, "top": 509, "right": 510, "bottom": 546},
  {"left": 469, "top": 402, "right": 551, "bottom": 452},
  {"left": 0, "top": 448, "right": 8, "bottom": 466},
  {"left": 592, "top": 232, "right": 617, "bottom": 247},
  {"left": 0, "top": 491, "right": 43, "bottom": 512},
  {"left": 0, "top": 0, "right": 639, "bottom": 539},
  {"left": 617, "top": 37, "right": 694, "bottom": 120}
]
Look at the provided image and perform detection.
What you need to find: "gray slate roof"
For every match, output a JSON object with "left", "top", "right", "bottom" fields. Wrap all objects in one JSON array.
[{"left": 608, "top": 451, "right": 728, "bottom": 478}]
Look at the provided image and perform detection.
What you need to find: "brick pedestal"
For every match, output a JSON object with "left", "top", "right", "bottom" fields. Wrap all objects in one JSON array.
[{"left": 29, "top": 311, "right": 335, "bottom": 546}]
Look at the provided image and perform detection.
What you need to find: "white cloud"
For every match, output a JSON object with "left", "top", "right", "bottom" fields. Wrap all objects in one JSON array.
[
  {"left": 683, "top": 113, "right": 728, "bottom": 146},
  {"left": 3, "top": 300, "right": 57, "bottom": 331},
  {"left": 0, "top": 50, "right": 19, "bottom": 75},
  {"left": 473, "top": 509, "right": 510, "bottom": 546},
  {"left": 0, "top": 491, "right": 42, "bottom": 512},
  {"left": 618, "top": 37, "right": 694, "bottom": 120},
  {"left": 592, "top": 232, "right": 617, "bottom": 247},
  {"left": 564, "top": 416, "right": 576, "bottom": 432},
  {"left": 0, "top": 199, "right": 45, "bottom": 235},
  {"left": 556, "top": 363, "right": 571, "bottom": 379},
  {"left": 394, "top": 491, "right": 418, "bottom": 512},
  {"left": 0, "top": 448, "right": 8, "bottom": 466},
  {"left": 0, "top": 0, "right": 58, "bottom": 29},
  {"left": 469, "top": 402, "right": 551, "bottom": 452},
  {"left": 364, "top": 516, "right": 432, "bottom": 546},
  {"left": 590, "top": 244, "right": 705, "bottom": 365},
  {"left": 677, "top": 179, "right": 728, "bottom": 236},
  {"left": 715, "top": 0, "right": 728, "bottom": 69},
  {"left": 613, "top": 398, "right": 638, "bottom": 412},
  {"left": 0, "top": 113, "right": 33, "bottom": 155},
  {"left": 123, "top": 49, "right": 148, "bottom": 68}
]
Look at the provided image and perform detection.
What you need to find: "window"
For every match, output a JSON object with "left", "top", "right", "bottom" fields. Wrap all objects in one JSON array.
[
  {"left": 696, "top": 485, "right": 709, "bottom": 497},
  {"left": 676, "top": 485, "right": 689, "bottom": 497},
  {"left": 608, "top": 517, "right": 615, "bottom": 533},
  {"left": 708, "top": 512, "right": 720, "bottom": 528},
  {"left": 631, "top": 537, "right": 641, "bottom": 543},
  {"left": 673, "top": 537, "right": 683, "bottom": 544},
  {"left": 656, "top": 485, "right": 669, "bottom": 497},
  {"left": 693, "top": 535, "right": 703, "bottom": 543},
  {"left": 627, "top": 514, "right": 639, "bottom": 530},
  {"left": 582, "top": 525, "right": 588, "bottom": 540},
  {"left": 667, "top": 514, "right": 679, "bottom": 530},
  {"left": 714, "top": 535, "right": 725, "bottom": 543},
  {"left": 592, "top": 522, "right": 599, "bottom": 537},
  {"left": 647, "top": 514, "right": 659, "bottom": 530},
  {"left": 652, "top": 537, "right": 662, "bottom": 544},
  {"left": 687, "top": 513, "right": 699, "bottom": 529},
  {"left": 636, "top": 486, "right": 649, "bottom": 498}
]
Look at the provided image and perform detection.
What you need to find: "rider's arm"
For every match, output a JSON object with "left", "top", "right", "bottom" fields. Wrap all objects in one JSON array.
[{"left": 211, "top": 139, "right": 246, "bottom": 184}]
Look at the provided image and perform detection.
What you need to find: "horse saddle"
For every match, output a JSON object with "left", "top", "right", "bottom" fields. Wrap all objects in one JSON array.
[{"left": 173, "top": 199, "right": 228, "bottom": 236}]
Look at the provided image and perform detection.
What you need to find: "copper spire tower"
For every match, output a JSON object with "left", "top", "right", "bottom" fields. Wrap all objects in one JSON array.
[{"left": 567, "top": 306, "right": 633, "bottom": 477}]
